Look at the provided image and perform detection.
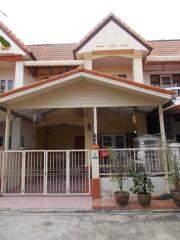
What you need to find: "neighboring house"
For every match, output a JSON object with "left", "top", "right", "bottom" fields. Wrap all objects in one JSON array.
[{"left": 0, "top": 13, "right": 179, "bottom": 197}]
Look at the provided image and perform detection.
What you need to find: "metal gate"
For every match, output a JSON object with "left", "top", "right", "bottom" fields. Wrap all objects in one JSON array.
[{"left": 1, "top": 150, "right": 91, "bottom": 195}]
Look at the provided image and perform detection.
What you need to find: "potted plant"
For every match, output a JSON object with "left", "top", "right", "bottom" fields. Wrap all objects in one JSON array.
[
  {"left": 109, "top": 149, "right": 129, "bottom": 207},
  {"left": 170, "top": 155, "right": 180, "bottom": 206},
  {"left": 131, "top": 171, "right": 154, "bottom": 207}
]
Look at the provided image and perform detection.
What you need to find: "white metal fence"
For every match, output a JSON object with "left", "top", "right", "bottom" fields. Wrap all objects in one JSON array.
[
  {"left": 99, "top": 148, "right": 180, "bottom": 176},
  {"left": 0, "top": 150, "right": 91, "bottom": 195},
  {"left": 0, "top": 147, "right": 179, "bottom": 195}
]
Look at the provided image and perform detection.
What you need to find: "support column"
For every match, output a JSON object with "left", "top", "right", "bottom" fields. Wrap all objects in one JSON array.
[
  {"left": 4, "top": 109, "right": 11, "bottom": 150},
  {"left": 91, "top": 147, "right": 100, "bottom": 199},
  {"left": 158, "top": 105, "right": 167, "bottom": 148},
  {"left": 133, "top": 55, "right": 143, "bottom": 83},
  {"left": 84, "top": 53, "right": 92, "bottom": 70},
  {"left": 84, "top": 108, "right": 93, "bottom": 149},
  {"left": 11, "top": 116, "right": 22, "bottom": 149},
  {"left": 159, "top": 105, "right": 169, "bottom": 193},
  {"left": 33, "top": 112, "right": 37, "bottom": 149},
  {"left": 93, "top": 107, "right": 97, "bottom": 144},
  {"left": 15, "top": 61, "right": 24, "bottom": 88}
]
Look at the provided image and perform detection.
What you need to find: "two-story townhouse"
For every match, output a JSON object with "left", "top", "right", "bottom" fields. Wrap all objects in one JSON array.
[{"left": 0, "top": 13, "right": 178, "bottom": 198}]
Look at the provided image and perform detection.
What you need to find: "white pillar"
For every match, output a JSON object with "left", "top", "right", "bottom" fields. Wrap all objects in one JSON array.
[
  {"left": 133, "top": 57, "right": 143, "bottom": 83},
  {"left": 158, "top": 105, "right": 167, "bottom": 148},
  {"left": 4, "top": 109, "right": 11, "bottom": 150},
  {"left": 84, "top": 53, "right": 92, "bottom": 70},
  {"left": 11, "top": 116, "right": 22, "bottom": 149},
  {"left": 93, "top": 107, "right": 97, "bottom": 144},
  {"left": 84, "top": 108, "right": 93, "bottom": 149},
  {"left": 91, "top": 148, "right": 100, "bottom": 199},
  {"left": 15, "top": 61, "right": 24, "bottom": 88},
  {"left": 159, "top": 105, "right": 169, "bottom": 193}
]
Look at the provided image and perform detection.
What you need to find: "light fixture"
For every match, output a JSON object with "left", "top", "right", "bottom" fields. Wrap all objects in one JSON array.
[{"left": 87, "top": 123, "right": 91, "bottom": 131}]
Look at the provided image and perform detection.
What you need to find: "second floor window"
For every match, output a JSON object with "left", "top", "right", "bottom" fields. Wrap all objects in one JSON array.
[
  {"left": 0, "top": 80, "right": 14, "bottom": 93},
  {"left": 150, "top": 74, "right": 180, "bottom": 89}
]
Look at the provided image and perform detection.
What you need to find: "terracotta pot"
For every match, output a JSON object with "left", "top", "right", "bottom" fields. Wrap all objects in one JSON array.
[
  {"left": 171, "top": 190, "right": 180, "bottom": 207},
  {"left": 138, "top": 193, "right": 151, "bottom": 208},
  {"left": 114, "top": 191, "right": 129, "bottom": 207}
]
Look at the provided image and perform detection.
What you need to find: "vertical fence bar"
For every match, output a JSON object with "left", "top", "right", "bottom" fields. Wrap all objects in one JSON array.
[
  {"left": 66, "top": 150, "right": 70, "bottom": 195},
  {"left": 44, "top": 150, "right": 47, "bottom": 194},
  {"left": 21, "top": 151, "right": 26, "bottom": 194},
  {"left": 1, "top": 151, "right": 5, "bottom": 195},
  {"left": 88, "top": 150, "right": 91, "bottom": 194}
]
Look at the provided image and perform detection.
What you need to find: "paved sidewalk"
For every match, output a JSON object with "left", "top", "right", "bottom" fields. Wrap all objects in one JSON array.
[
  {"left": 0, "top": 211, "right": 180, "bottom": 240},
  {"left": 0, "top": 196, "right": 92, "bottom": 209}
]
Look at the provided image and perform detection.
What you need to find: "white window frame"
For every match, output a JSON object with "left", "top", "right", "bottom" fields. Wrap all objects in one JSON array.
[
  {"left": 0, "top": 79, "right": 14, "bottom": 92},
  {"left": 160, "top": 75, "right": 173, "bottom": 88},
  {"left": 101, "top": 134, "right": 126, "bottom": 149}
]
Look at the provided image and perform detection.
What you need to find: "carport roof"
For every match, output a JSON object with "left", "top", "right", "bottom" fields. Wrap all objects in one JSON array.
[{"left": 0, "top": 66, "right": 174, "bottom": 102}]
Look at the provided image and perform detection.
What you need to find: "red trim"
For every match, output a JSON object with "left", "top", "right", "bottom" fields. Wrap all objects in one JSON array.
[
  {"left": 91, "top": 179, "right": 100, "bottom": 199},
  {"left": 0, "top": 54, "right": 23, "bottom": 62},
  {"left": 73, "top": 13, "right": 152, "bottom": 56},
  {"left": 0, "top": 66, "right": 175, "bottom": 99}
]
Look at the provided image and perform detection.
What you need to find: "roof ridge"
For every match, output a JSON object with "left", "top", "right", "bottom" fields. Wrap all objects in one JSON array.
[
  {"left": 148, "top": 39, "right": 180, "bottom": 42},
  {"left": 28, "top": 43, "right": 77, "bottom": 46}
]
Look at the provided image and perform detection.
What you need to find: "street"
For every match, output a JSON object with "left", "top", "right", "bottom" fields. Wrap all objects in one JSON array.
[{"left": 0, "top": 211, "right": 180, "bottom": 240}]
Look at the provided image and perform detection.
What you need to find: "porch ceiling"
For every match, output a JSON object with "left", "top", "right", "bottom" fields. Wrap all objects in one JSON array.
[{"left": 0, "top": 67, "right": 173, "bottom": 110}]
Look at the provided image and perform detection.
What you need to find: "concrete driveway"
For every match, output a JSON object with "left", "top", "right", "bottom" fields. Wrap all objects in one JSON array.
[{"left": 0, "top": 211, "right": 180, "bottom": 240}]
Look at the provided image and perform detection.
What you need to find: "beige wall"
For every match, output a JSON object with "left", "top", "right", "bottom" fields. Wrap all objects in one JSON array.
[
  {"left": 35, "top": 108, "right": 147, "bottom": 149},
  {"left": 97, "top": 109, "right": 147, "bottom": 139},
  {"left": 0, "top": 67, "right": 15, "bottom": 80},
  {"left": 36, "top": 125, "right": 84, "bottom": 150},
  {"left": 93, "top": 65, "right": 133, "bottom": 79}
]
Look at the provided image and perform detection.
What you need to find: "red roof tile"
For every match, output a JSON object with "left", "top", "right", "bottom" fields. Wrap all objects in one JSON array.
[
  {"left": 0, "top": 66, "right": 174, "bottom": 99},
  {"left": 28, "top": 43, "right": 77, "bottom": 60},
  {"left": 148, "top": 40, "right": 180, "bottom": 56}
]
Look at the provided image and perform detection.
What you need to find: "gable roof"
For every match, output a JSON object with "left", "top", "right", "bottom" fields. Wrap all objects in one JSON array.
[
  {"left": 0, "top": 20, "right": 34, "bottom": 58},
  {"left": 28, "top": 43, "right": 77, "bottom": 60},
  {"left": 73, "top": 13, "right": 152, "bottom": 56},
  {"left": 0, "top": 66, "right": 174, "bottom": 101}
]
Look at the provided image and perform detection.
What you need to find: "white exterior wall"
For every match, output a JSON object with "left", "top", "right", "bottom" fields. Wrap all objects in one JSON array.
[
  {"left": 100, "top": 177, "right": 168, "bottom": 197},
  {"left": 0, "top": 67, "right": 15, "bottom": 81},
  {"left": 78, "top": 21, "right": 148, "bottom": 53},
  {"left": 0, "top": 29, "right": 26, "bottom": 56}
]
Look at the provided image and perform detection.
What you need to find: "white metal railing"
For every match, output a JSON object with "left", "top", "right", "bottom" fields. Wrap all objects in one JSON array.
[
  {"left": 99, "top": 147, "right": 180, "bottom": 176},
  {"left": 0, "top": 149, "right": 91, "bottom": 196}
]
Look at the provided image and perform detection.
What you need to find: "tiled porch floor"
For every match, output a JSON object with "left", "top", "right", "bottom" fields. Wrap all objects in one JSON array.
[
  {"left": 0, "top": 196, "right": 92, "bottom": 209},
  {"left": 93, "top": 196, "right": 179, "bottom": 211}
]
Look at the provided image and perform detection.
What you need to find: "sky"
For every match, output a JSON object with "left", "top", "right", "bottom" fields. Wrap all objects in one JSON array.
[{"left": 0, "top": 0, "right": 180, "bottom": 45}]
